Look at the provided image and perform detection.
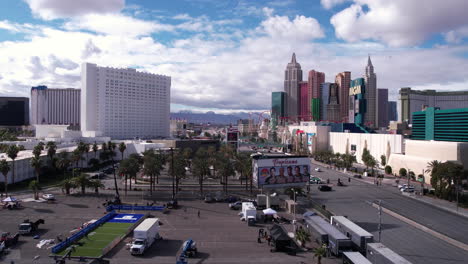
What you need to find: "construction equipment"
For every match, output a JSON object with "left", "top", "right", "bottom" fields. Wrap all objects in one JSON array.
[{"left": 176, "top": 239, "right": 197, "bottom": 264}]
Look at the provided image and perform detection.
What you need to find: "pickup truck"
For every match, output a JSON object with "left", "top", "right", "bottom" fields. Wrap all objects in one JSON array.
[{"left": 19, "top": 219, "right": 44, "bottom": 235}]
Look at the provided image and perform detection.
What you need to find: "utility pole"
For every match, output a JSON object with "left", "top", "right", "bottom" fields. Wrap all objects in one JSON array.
[
  {"left": 171, "top": 147, "right": 175, "bottom": 199},
  {"left": 378, "top": 200, "right": 382, "bottom": 242}
]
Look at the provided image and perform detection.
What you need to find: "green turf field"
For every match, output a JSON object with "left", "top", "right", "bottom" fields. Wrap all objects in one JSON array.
[{"left": 56, "top": 222, "right": 132, "bottom": 258}]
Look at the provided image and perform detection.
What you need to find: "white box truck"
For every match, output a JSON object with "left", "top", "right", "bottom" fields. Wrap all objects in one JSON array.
[
  {"left": 241, "top": 202, "right": 257, "bottom": 225},
  {"left": 130, "top": 218, "right": 160, "bottom": 255}
]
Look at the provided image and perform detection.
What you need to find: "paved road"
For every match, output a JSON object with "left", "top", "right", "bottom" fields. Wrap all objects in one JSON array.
[{"left": 305, "top": 164, "right": 468, "bottom": 264}]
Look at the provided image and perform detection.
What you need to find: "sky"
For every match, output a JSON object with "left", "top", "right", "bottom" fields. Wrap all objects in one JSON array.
[{"left": 1, "top": 0, "right": 468, "bottom": 114}]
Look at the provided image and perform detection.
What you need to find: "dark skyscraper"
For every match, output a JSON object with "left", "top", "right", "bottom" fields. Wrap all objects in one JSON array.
[
  {"left": 326, "top": 83, "right": 340, "bottom": 122},
  {"left": 271, "top": 91, "right": 286, "bottom": 122},
  {"left": 335, "top": 71, "right": 351, "bottom": 123},
  {"left": 378, "top": 88, "right": 389, "bottom": 128},
  {"left": 284, "top": 53, "right": 303, "bottom": 120},
  {"left": 0, "top": 97, "right": 29, "bottom": 126},
  {"left": 388, "top": 101, "right": 397, "bottom": 121},
  {"left": 365, "top": 56, "right": 377, "bottom": 128}
]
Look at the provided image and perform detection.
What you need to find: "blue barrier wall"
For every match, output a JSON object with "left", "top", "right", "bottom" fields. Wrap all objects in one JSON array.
[
  {"left": 106, "top": 205, "right": 166, "bottom": 212},
  {"left": 51, "top": 211, "right": 116, "bottom": 254}
]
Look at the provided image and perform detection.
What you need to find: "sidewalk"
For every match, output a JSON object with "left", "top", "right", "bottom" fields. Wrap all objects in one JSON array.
[{"left": 311, "top": 159, "right": 468, "bottom": 219}]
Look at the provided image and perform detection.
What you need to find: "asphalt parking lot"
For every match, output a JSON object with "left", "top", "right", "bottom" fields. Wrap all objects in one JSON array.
[{"left": 0, "top": 192, "right": 338, "bottom": 264}]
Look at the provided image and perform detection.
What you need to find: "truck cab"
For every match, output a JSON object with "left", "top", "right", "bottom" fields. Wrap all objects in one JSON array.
[
  {"left": 130, "top": 218, "right": 160, "bottom": 255},
  {"left": 130, "top": 239, "right": 147, "bottom": 255}
]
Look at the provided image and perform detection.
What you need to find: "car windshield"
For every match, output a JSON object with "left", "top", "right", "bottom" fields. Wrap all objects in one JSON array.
[
  {"left": 19, "top": 225, "right": 30, "bottom": 230},
  {"left": 134, "top": 240, "right": 144, "bottom": 245}
]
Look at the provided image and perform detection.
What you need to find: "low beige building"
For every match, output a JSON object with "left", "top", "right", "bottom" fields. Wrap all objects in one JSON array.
[{"left": 388, "top": 140, "right": 468, "bottom": 184}]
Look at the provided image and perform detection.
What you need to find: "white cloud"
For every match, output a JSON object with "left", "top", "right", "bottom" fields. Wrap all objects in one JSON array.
[
  {"left": 320, "top": 0, "right": 350, "bottom": 10},
  {"left": 259, "top": 13, "right": 324, "bottom": 41},
  {"left": 63, "top": 13, "right": 172, "bottom": 36},
  {"left": 25, "top": 0, "right": 125, "bottom": 20},
  {"left": 330, "top": 0, "right": 468, "bottom": 47},
  {"left": 1, "top": 10, "right": 468, "bottom": 111},
  {"left": 445, "top": 26, "right": 468, "bottom": 44}
]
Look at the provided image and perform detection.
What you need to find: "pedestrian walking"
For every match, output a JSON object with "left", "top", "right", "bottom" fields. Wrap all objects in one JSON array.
[
  {"left": 197, "top": 210, "right": 200, "bottom": 218},
  {"left": 266, "top": 235, "right": 271, "bottom": 246}
]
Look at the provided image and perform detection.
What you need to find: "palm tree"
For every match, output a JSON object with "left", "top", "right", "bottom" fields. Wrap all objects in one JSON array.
[
  {"left": 295, "top": 228, "right": 311, "bottom": 247},
  {"left": 30, "top": 156, "right": 42, "bottom": 183},
  {"left": 6, "top": 145, "right": 19, "bottom": 184},
  {"left": 29, "top": 180, "right": 40, "bottom": 200},
  {"left": 313, "top": 245, "right": 327, "bottom": 264},
  {"left": 234, "top": 153, "right": 252, "bottom": 191},
  {"left": 0, "top": 159, "right": 11, "bottom": 197},
  {"left": 61, "top": 178, "right": 76, "bottom": 195},
  {"left": 119, "top": 158, "right": 140, "bottom": 195},
  {"left": 182, "top": 148, "right": 193, "bottom": 171},
  {"left": 56, "top": 151, "right": 71, "bottom": 176},
  {"left": 84, "top": 143, "right": 90, "bottom": 165},
  {"left": 32, "top": 144, "right": 43, "bottom": 158},
  {"left": 71, "top": 148, "right": 82, "bottom": 169},
  {"left": 218, "top": 155, "right": 234, "bottom": 193},
  {"left": 77, "top": 142, "right": 86, "bottom": 168},
  {"left": 73, "top": 174, "right": 90, "bottom": 194},
  {"left": 192, "top": 148, "right": 210, "bottom": 196},
  {"left": 89, "top": 179, "right": 104, "bottom": 194},
  {"left": 143, "top": 150, "right": 163, "bottom": 194},
  {"left": 46, "top": 141, "right": 57, "bottom": 169},
  {"left": 425, "top": 160, "right": 441, "bottom": 176},
  {"left": 92, "top": 142, "right": 98, "bottom": 158},
  {"left": 118, "top": 142, "right": 126, "bottom": 161},
  {"left": 169, "top": 150, "right": 186, "bottom": 193}
]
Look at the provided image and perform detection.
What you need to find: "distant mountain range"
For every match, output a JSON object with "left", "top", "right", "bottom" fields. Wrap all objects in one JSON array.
[{"left": 170, "top": 111, "right": 270, "bottom": 124}]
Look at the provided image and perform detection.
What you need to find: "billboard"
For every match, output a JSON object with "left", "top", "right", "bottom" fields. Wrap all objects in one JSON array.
[{"left": 253, "top": 157, "right": 310, "bottom": 188}]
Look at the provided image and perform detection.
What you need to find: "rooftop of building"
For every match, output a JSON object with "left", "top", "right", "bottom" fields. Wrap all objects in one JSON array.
[{"left": 400, "top": 87, "right": 468, "bottom": 96}]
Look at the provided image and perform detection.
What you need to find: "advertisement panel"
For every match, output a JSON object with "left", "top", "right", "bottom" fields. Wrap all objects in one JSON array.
[
  {"left": 307, "top": 133, "right": 315, "bottom": 146},
  {"left": 254, "top": 157, "right": 310, "bottom": 188}
]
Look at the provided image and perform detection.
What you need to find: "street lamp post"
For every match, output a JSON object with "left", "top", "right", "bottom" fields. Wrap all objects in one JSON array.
[{"left": 291, "top": 188, "right": 297, "bottom": 232}]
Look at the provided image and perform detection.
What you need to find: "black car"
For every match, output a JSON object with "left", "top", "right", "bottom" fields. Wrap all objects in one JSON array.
[
  {"left": 204, "top": 195, "right": 215, "bottom": 203},
  {"left": 225, "top": 196, "right": 239, "bottom": 203},
  {"left": 353, "top": 174, "right": 362, "bottom": 178},
  {"left": 167, "top": 199, "right": 178, "bottom": 209},
  {"left": 318, "top": 185, "right": 332, "bottom": 192}
]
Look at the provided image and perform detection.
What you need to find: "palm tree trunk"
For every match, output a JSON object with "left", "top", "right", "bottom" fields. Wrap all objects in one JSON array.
[
  {"left": 113, "top": 171, "right": 120, "bottom": 197},
  {"left": 81, "top": 184, "right": 85, "bottom": 194},
  {"left": 3, "top": 175, "right": 8, "bottom": 197},
  {"left": 129, "top": 175, "right": 132, "bottom": 191},
  {"left": 12, "top": 160, "right": 15, "bottom": 184},
  {"left": 125, "top": 175, "right": 128, "bottom": 195},
  {"left": 199, "top": 175, "right": 203, "bottom": 196},
  {"left": 149, "top": 174, "right": 153, "bottom": 195}
]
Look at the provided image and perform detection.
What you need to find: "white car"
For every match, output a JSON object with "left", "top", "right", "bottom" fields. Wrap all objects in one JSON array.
[
  {"left": 401, "top": 186, "right": 415, "bottom": 193},
  {"left": 42, "top": 194, "right": 55, "bottom": 201},
  {"left": 398, "top": 184, "right": 408, "bottom": 190},
  {"left": 314, "top": 167, "right": 321, "bottom": 172}
]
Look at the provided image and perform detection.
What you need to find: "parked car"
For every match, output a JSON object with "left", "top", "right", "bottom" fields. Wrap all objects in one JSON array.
[
  {"left": 204, "top": 195, "right": 215, "bottom": 203},
  {"left": 310, "top": 176, "right": 323, "bottom": 184},
  {"left": 229, "top": 201, "right": 242, "bottom": 210},
  {"left": 398, "top": 184, "right": 408, "bottom": 190},
  {"left": 315, "top": 167, "right": 322, "bottom": 172},
  {"left": 225, "top": 196, "right": 239, "bottom": 203},
  {"left": 42, "top": 194, "right": 55, "bottom": 201},
  {"left": 166, "top": 199, "right": 178, "bottom": 209},
  {"left": 353, "top": 174, "right": 362, "bottom": 178},
  {"left": 401, "top": 186, "right": 415, "bottom": 193},
  {"left": 318, "top": 185, "right": 332, "bottom": 192}
]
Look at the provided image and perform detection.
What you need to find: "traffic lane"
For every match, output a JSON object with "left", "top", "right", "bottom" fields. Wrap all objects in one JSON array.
[
  {"left": 312, "top": 165, "right": 468, "bottom": 245},
  {"left": 309, "top": 187, "right": 468, "bottom": 264}
]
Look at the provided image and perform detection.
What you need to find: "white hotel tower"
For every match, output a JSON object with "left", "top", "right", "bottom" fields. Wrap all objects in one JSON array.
[
  {"left": 31, "top": 86, "right": 81, "bottom": 129},
  {"left": 81, "top": 63, "right": 170, "bottom": 139}
]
